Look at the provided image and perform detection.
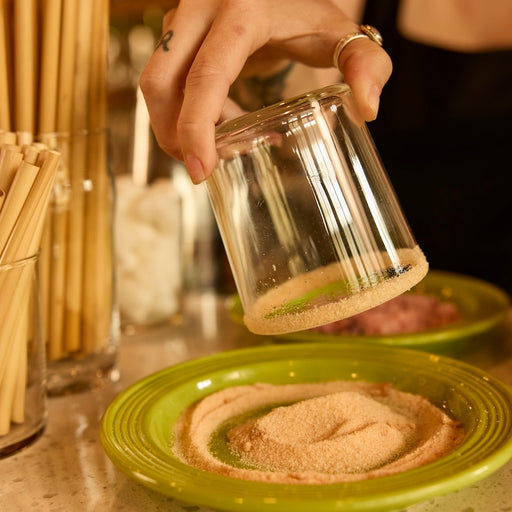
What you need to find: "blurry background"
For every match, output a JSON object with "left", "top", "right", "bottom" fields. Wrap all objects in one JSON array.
[{"left": 108, "top": 1, "right": 233, "bottom": 331}]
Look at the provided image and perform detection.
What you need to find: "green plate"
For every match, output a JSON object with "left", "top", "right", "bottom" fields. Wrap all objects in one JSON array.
[
  {"left": 100, "top": 343, "right": 512, "bottom": 512},
  {"left": 228, "top": 270, "right": 510, "bottom": 353}
]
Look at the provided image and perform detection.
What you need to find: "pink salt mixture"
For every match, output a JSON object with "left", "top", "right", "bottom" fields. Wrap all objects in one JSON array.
[
  {"left": 174, "top": 381, "right": 464, "bottom": 484},
  {"left": 314, "top": 293, "right": 461, "bottom": 335}
]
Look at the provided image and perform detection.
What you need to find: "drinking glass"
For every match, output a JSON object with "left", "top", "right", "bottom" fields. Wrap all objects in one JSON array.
[{"left": 208, "top": 84, "right": 428, "bottom": 335}]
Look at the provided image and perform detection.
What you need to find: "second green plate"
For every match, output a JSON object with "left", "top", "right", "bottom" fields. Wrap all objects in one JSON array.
[{"left": 228, "top": 270, "right": 510, "bottom": 353}]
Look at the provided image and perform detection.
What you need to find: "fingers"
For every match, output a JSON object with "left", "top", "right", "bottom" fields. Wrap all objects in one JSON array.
[
  {"left": 178, "top": 2, "right": 268, "bottom": 183},
  {"left": 183, "top": 99, "right": 247, "bottom": 182},
  {"left": 336, "top": 39, "right": 393, "bottom": 121},
  {"left": 140, "top": 3, "right": 216, "bottom": 163},
  {"left": 141, "top": 1, "right": 263, "bottom": 183},
  {"left": 140, "top": 0, "right": 393, "bottom": 184},
  {"left": 139, "top": 10, "right": 180, "bottom": 158},
  {"left": 220, "top": 97, "right": 248, "bottom": 122},
  {"left": 175, "top": 0, "right": 351, "bottom": 183}
]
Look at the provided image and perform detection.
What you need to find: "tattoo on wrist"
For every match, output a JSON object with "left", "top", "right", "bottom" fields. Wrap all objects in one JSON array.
[
  {"left": 230, "top": 62, "right": 295, "bottom": 111},
  {"left": 155, "top": 30, "right": 174, "bottom": 52}
]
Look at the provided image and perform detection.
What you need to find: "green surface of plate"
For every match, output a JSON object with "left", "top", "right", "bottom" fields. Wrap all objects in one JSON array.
[
  {"left": 100, "top": 343, "right": 512, "bottom": 512},
  {"left": 229, "top": 270, "right": 510, "bottom": 353}
]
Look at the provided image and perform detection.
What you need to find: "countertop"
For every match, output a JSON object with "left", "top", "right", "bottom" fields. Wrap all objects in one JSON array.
[{"left": 2, "top": 292, "right": 512, "bottom": 512}]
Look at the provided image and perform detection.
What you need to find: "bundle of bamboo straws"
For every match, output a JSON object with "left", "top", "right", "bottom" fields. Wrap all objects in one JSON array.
[
  {"left": 0, "top": 0, "right": 114, "bottom": 365},
  {"left": 0, "top": 134, "right": 60, "bottom": 435}
]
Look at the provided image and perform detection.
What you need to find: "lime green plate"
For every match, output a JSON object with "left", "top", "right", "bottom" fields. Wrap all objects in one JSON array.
[
  {"left": 100, "top": 343, "right": 512, "bottom": 512},
  {"left": 228, "top": 270, "right": 510, "bottom": 353}
]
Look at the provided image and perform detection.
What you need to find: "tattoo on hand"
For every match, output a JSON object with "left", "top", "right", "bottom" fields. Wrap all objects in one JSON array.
[
  {"left": 230, "top": 62, "right": 295, "bottom": 111},
  {"left": 155, "top": 30, "right": 174, "bottom": 52}
]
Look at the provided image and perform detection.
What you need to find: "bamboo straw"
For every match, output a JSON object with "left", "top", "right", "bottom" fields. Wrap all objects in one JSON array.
[
  {"left": 40, "top": 208, "right": 52, "bottom": 350},
  {"left": 0, "top": 0, "right": 10, "bottom": 130},
  {"left": 28, "top": 154, "right": 61, "bottom": 256},
  {"left": 0, "top": 302, "right": 20, "bottom": 433},
  {"left": 6, "top": 276, "right": 30, "bottom": 425},
  {"left": 34, "top": 138, "right": 52, "bottom": 350},
  {"left": 88, "top": 0, "right": 108, "bottom": 130},
  {"left": 38, "top": 0, "right": 62, "bottom": 134},
  {"left": 43, "top": 0, "right": 78, "bottom": 361},
  {"left": 0, "top": 131, "right": 17, "bottom": 144},
  {"left": 64, "top": 0, "right": 94, "bottom": 352},
  {"left": 13, "top": 0, "right": 37, "bottom": 133},
  {"left": 83, "top": 0, "right": 111, "bottom": 352},
  {"left": 1, "top": 1, "right": 114, "bottom": 376},
  {"left": 0, "top": 262, "right": 35, "bottom": 430},
  {"left": 16, "top": 131, "right": 33, "bottom": 145},
  {"left": 21, "top": 143, "right": 40, "bottom": 164},
  {"left": 0, "top": 153, "right": 59, "bottom": 375},
  {"left": 0, "top": 144, "right": 59, "bottom": 435},
  {"left": 64, "top": 134, "right": 86, "bottom": 351},
  {"left": 56, "top": 0, "right": 77, "bottom": 133},
  {"left": 38, "top": 0, "right": 62, "bottom": 357},
  {"left": 10, "top": 311, "right": 28, "bottom": 423},
  {"left": 83, "top": 131, "right": 112, "bottom": 352},
  {"left": 36, "top": 144, "right": 66, "bottom": 361},
  {"left": 47, "top": 186, "right": 67, "bottom": 360},
  {"left": 0, "top": 151, "right": 60, "bottom": 262},
  {"left": 0, "top": 145, "right": 23, "bottom": 192},
  {"left": 0, "top": 0, "right": 127, "bottom": 424},
  {"left": 0, "top": 160, "right": 40, "bottom": 254}
]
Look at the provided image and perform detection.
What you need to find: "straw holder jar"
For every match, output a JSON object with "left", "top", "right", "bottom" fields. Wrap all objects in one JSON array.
[
  {"left": 39, "top": 130, "right": 119, "bottom": 395},
  {"left": 0, "top": 253, "right": 47, "bottom": 457},
  {"left": 1, "top": 0, "right": 119, "bottom": 393}
]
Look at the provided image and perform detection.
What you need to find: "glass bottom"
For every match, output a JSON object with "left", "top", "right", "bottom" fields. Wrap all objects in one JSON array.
[
  {"left": 0, "top": 419, "right": 46, "bottom": 459},
  {"left": 47, "top": 350, "right": 119, "bottom": 396}
]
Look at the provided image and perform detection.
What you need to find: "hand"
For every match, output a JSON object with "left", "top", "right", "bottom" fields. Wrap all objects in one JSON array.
[{"left": 140, "top": 0, "right": 392, "bottom": 184}]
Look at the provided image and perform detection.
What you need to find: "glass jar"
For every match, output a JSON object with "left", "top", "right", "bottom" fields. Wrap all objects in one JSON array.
[
  {"left": 0, "top": 253, "right": 46, "bottom": 457},
  {"left": 39, "top": 130, "right": 119, "bottom": 395},
  {"left": 113, "top": 88, "right": 184, "bottom": 332}
]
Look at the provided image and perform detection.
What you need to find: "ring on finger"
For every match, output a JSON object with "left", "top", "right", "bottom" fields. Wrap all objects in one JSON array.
[{"left": 332, "top": 24, "right": 383, "bottom": 69}]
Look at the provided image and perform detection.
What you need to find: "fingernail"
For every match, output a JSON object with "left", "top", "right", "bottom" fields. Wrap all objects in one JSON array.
[
  {"left": 185, "top": 154, "right": 206, "bottom": 184},
  {"left": 367, "top": 84, "right": 381, "bottom": 119}
]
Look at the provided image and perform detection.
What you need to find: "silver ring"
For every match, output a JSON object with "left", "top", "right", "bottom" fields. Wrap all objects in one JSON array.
[{"left": 332, "top": 24, "right": 383, "bottom": 69}]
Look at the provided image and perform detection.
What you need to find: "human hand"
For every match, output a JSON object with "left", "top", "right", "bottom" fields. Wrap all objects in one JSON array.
[{"left": 140, "top": 0, "right": 392, "bottom": 184}]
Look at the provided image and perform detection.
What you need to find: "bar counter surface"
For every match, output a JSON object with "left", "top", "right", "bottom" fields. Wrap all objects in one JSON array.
[{"left": 2, "top": 292, "right": 512, "bottom": 512}]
